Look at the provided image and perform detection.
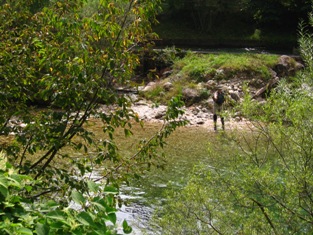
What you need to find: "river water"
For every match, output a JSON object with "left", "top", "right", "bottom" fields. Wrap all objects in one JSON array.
[{"left": 112, "top": 123, "right": 218, "bottom": 234}]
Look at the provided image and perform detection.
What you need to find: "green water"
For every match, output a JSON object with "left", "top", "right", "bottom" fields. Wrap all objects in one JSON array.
[
  {"left": 132, "top": 124, "right": 213, "bottom": 195},
  {"left": 87, "top": 119, "right": 222, "bottom": 233},
  {"left": 113, "top": 122, "right": 219, "bottom": 233}
]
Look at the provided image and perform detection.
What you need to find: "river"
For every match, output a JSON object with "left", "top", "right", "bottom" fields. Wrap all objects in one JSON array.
[{"left": 109, "top": 122, "right": 221, "bottom": 234}]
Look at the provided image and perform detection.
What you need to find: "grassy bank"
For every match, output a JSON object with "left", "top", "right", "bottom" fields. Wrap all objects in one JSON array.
[{"left": 141, "top": 52, "right": 280, "bottom": 104}]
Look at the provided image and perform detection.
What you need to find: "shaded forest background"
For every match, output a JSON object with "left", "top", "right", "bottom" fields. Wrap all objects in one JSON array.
[{"left": 153, "top": 0, "right": 312, "bottom": 51}]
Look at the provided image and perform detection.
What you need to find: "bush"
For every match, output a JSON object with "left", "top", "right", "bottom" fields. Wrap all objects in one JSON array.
[
  {"left": 152, "top": 7, "right": 313, "bottom": 234},
  {"left": 155, "top": 75, "right": 313, "bottom": 234},
  {"left": 0, "top": 153, "right": 132, "bottom": 234}
]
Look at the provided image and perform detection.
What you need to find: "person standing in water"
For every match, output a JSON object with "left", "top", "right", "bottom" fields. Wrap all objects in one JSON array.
[{"left": 212, "top": 86, "right": 225, "bottom": 131}]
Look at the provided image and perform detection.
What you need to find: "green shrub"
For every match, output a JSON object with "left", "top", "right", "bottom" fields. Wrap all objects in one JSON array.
[
  {"left": 155, "top": 77, "right": 313, "bottom": 234},
  {"left": 0, "top": 153, "right": 131, "bottom": 234},
  {"left": 189, "top": 67, "right": 207, "bottom": 82},
  {"left": 152, "top": 36, "right": 313, "bottom": 235},
  {"left": 152, "top": 10, "right": 313, "bottom": 233}
]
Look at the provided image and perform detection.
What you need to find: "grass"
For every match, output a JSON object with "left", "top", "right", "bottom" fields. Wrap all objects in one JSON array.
[
  {"left": 141, "top": 52, "right": 280, "bottom": 104},
  {"left": 175, "top": 52, "right": 279, "bottom": 74}
]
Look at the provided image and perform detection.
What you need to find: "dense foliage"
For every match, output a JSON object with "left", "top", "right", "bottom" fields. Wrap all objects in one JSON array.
[
  {"left": 161, "top": 0, "right": 311, "bottom": 31},
  {"left": 0, "top": 0, "right": 187, "bottom": 234},
  {"left": 155, "top": 0, "right": 311, "bottom": 49},
  {"left": 0, "top": 153, "right": 132, "bottom": 234},
  {"left": 153, "top": 6, "right": 313, "bottom": 235}
]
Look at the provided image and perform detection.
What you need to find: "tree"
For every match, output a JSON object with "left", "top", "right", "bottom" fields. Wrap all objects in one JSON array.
[
  {"left": 0, "top": 153, "right": 134, "bottom": 234},
  {"left": 0, "top": 0, "right": 187, "bottom": 233},
  {"left": 160, "top": 0, "right": 311, "bottom": 39},
  {"left": 190, "top": 0, "right": 227, "bottom": 33},
  {"left": 241, "top": 0, "right": 311, "bottom": 30},
  {"left": 154, "top": 5, "right": 313, "bottom": 235},
  {"left": 161, "top": 0, "right": 246, "bottom": 33}
]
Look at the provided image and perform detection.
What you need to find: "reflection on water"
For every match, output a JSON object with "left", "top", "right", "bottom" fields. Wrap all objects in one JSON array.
[
  {"left": 87, "top": 119, "right": 219, "bottom": 234},
  {"left": 115, "top": 124, "right": 216, "bottom": 234}
]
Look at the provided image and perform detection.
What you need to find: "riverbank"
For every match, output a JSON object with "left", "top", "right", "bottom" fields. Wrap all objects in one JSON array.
[
  {"left": 133, "top": 53, "right": 304, "bottom": 133},
  {"left": 153, "top": 38, "right": 297, "bottom": 55},
  {"left": 130, "top": 98, "right": 250, "bottom": 132}
]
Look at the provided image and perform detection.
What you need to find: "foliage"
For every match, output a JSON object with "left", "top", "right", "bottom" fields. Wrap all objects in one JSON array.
[
  {"left": 242, "top": 0, "right": 311, "bottom": 30},
  {"left": 160, "top": 0, "right": 311, "bottom": 30},
  {"left": 156, "top": 0, "right": 310, "bottom": 48},
  {"left": 156, "top": 75, "right": 313, "bottom": 234},
  {"left": 0, "top": 0, "right": 188, "bottom": 234},
  {"left": 0, "top": 153, "right": 133, "bottom": 234},
  {"left": 136, "top": 46, "right": 185, "bottom": 80},
  {"left": 152, "top": 6, "right": 313, "bottom": 234},
  {"left": 160, "top": 0, "right": 246, "bottom": 32},
  {"left": 142, "top": 85, "right": 165, "bottom": 102},
  {"left": 298, "top": 18, "right": 313, "bottom": 74}
]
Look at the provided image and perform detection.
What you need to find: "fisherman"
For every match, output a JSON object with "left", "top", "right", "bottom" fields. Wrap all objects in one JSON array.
[{"left": 212, "top": 86, "right": 225, "bottom": 131}]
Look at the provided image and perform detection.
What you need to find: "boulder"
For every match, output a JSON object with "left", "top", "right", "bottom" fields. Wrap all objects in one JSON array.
[
  {"left": 182, "top": 88, "right": 201, "bottom": 106},
  {"left": 155, "top": 110, "right": 166, "bottom": 119},
  {"left": 163, "top": 82, "right": 173, "bottom": 91},
  {"left": 229, "top": 91, "right": 241, "bottom": 101},
  {"left": 253, "top": 77, "right": 279, "bottom": 98},
  {"left": 142, "top": 82, "right": 156, "bottom": 92},
  {"left": 182, "top": 88, "right": 198, "bottom": 98},
  {"left": 295, "top": 62, "right": 305, "bottom": 71},
  {"left": 274, "top": 55, "right": 304, "bottom": 77},
  {"left": 205, "top": 80, "right": 217, "bottom": 90}
]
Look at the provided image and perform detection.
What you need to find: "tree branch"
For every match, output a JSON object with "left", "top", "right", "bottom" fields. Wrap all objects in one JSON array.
[
  {"left": 29, "top": 88, "right": 100, "bottom": 177},
  {"left": 249, "top": 197, "right": 278, "bottom": 235}
]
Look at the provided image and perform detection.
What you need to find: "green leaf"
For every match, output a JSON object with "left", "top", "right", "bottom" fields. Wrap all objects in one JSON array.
[
  {"left": 90, "top": 201, "right": 106, "bottom": 211},
  {"left": 41, "top": 200, "right": 59, "bottom": 211},
  {"left": 24, "top": 185, "right": 32, "bottom": 193},
  {"left": 124, "top": 128, "right": 132, "bottom": 137},
  {"left": 16, "top": 227, "right": 33, "bottom": 235},
  {"left": 46, "top": 210, "right": 67, "bottom": 221},
  {"left": 0, "top": 184, "right": 8, "bottom": 198},
  {"left": 76, "top": 211, "right": 95, "bottom": 226},
  {"left": 0, "top": 176, "right": 8, "bottom": 197},
  {"left": 107, "top": 213, "right": 117, "bottom": 225},
  {"left": 91, "top": 197, "right": 107, "bottom": 208},
  {"left": 36, "top": 223, "right": 50, "bottom": 235},
  {"left": 103, "top": 186, "right": 118, "bottom": 194},
  {"left": 48, "top": 221, "right": 67, "bottom": 229},
  {"left": 122, "top": 220, "right": 132, "bottom": 234},
  {"left": 71, "top": 190, "right": 86, "bottom": 205},
  {"left": 87, "top": 180, "right": 99, "bottom": 193},
  {"left": 8, "top": 174, "right": 23, "bottom": 188}
]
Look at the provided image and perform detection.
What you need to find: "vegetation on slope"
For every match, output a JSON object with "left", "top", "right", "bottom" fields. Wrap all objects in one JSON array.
[
  {"left": 151, "top": 8, "right": 313, "bottom": 235},
  {"left": 141, "top": 51, "right": 280, "bottom": 104}
]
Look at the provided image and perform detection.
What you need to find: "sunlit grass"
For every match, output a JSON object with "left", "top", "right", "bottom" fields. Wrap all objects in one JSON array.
[
  {"left": 175, "top": 52, "right": 279, "bottom": 75},
  {"left": 141, "top": 52, "right": 280, "bottom": 104}
]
